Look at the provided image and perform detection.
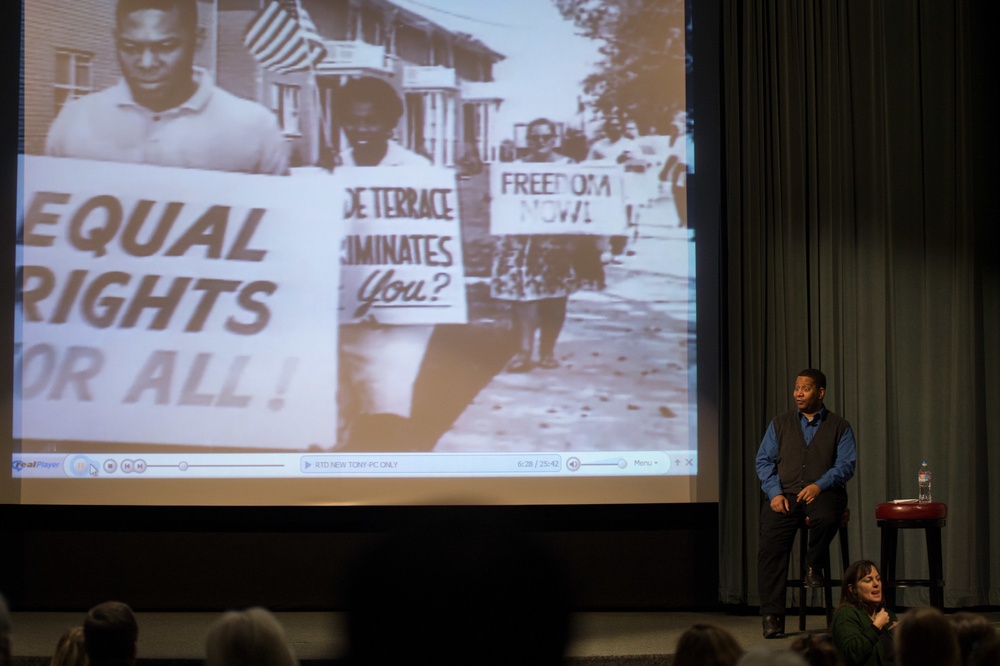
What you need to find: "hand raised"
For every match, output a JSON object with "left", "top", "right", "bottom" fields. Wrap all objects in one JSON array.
[{"left": 871, "top": 607, "right": 892, "bottom": 631}]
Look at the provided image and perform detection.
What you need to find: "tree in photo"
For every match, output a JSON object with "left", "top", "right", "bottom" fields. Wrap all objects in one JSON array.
[{"left": 554, "top": 0, "right": 688, "bottom": 133}]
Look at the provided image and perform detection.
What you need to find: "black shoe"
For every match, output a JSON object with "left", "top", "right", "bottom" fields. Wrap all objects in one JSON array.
[
  {"left": 805, "top": 566, "right": 824, "bottom": 587},
  {"left": 762, "top": 614, "right": 785, "bottom": 639}
]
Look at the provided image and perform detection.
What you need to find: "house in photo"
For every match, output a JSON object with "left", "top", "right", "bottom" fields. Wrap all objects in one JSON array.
[{"left": 217, "top": 0, "right": 506, "bottom": 168}]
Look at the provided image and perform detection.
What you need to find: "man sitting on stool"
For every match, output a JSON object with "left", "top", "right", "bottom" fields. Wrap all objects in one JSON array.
[{"left": 756, "top": 368, "right": 856, "bottom": 638}]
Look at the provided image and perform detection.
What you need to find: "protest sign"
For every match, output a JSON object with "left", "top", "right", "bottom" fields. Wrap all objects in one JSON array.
[
  {"left": 16, "top": 156, "right": 342, "bottom": 449},
  {"left": 489, "top": 163, "right": 627, "bottom": 235},
  {"left": 337, "top": 166, "right": 467, "bottom": 325}
]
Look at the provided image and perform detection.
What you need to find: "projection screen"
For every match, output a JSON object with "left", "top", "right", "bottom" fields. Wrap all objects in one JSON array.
[{"left": 4, "top": 0, "right": 718, "bottom": 506}]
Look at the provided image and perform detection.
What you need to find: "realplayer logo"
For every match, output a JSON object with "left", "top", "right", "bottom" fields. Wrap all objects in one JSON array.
[{"left": 12, "top": 460, "right": 60, "bottom": 471}]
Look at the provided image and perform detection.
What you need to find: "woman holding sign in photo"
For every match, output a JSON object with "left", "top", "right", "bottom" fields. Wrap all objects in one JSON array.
[
  {"left": 491, "top": 117, "right": 599, "bottom": 373},
  {"left": 334, "top": 76, "right": 435, "bottom": 451}
]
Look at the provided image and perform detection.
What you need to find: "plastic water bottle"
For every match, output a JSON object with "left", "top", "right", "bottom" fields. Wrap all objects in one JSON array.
[{"left": 918, "top": 460, "right": 932, "bottom": 503}]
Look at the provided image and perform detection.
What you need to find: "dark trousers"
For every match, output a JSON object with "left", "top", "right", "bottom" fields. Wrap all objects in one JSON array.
[{"left": 757, "top": 488, "right": 847, "bottom": 616}]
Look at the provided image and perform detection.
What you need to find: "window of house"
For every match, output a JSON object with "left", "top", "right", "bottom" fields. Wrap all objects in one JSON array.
[
  {"left": 270, "top": 83, "right": 302, "bottom": 136},
  {"left": 54, "top": 49, "right": 94, "bottom": 114},
  {"left": 432, "top": 35, "right": 452, "bottom": 68},
  {"left": 361, "top": 7, "right": 382, "bottom": 45}
]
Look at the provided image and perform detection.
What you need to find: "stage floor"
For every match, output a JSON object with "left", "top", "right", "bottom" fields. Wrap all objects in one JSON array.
[{"left": 11, "top": 610, "right": 1000, "bottom": 662}]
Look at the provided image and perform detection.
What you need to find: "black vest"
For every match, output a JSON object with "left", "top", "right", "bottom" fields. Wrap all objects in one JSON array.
[{"left": 773, "top": 408, "right": 849, "bottom": 493}]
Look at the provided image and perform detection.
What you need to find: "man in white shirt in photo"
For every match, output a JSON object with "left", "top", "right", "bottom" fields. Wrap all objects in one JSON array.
[{"left": 46, "top": 0, "right": 288, "bottom": 175}]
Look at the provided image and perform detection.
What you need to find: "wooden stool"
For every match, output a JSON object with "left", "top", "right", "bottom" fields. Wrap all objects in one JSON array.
[
  {"left": 786, "top": 508, "right": 851, "bottom": 631},
  {"left": 875, "top": 502, "right": 947, "bottom": 608}
]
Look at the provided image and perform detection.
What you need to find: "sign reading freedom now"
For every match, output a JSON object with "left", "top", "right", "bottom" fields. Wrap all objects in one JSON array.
[
  {"left": 489, "top": 164, "right": 627, "bottom": 235},
  {"left": 338, "top": 167, "right": 467, "bottom": 325},
  {"left": 16, "top": 156, "right": 341, "bottom": 449}
]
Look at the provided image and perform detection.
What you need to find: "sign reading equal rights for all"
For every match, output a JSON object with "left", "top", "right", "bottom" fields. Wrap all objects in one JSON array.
[{"left": 17, "top": 156, "right": 341, "bottom": 448}]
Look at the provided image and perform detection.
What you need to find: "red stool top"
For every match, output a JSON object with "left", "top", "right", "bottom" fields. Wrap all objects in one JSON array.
[{"left": 875, "top": 502, "right": 947, "bottom": 520}]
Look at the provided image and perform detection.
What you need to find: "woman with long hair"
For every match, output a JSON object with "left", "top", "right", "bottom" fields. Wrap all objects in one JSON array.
[
  {"left": 831, "top": 560, "right": 898, "bottom": 666},
  {"left": 50, "top": 626, "right": 88, "bottom": 666}
]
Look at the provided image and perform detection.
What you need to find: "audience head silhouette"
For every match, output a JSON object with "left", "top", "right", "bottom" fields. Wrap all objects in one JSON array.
[
  {"left": 672, "top": 623, "right": 744, "bottom": 666},
  {"left": 895, "top": 606, "right": 960, "bottom": 666},
  {"left": 204, "top": 607, "right": 298, "bottom": 666},
  {"left": 790, "top": 632, "right": 843, "bottom": 666},
  {"left": 83, "top": 601, "right": 137, "bottom": 666},
  {"left": 948, "top": 611, "right": 996, "bottom": 666},
  {"left": 51, "top": 626, "right": 88, "bottom": 666}
]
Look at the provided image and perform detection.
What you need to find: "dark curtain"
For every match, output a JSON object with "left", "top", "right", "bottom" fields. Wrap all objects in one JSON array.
[{"left": 719, "top": 0, "right": 998, "bottom": 607}]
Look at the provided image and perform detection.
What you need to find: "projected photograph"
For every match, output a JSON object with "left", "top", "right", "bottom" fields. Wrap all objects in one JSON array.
[{"left": 14, "top": 0, "right": 693, "bottom": 474}]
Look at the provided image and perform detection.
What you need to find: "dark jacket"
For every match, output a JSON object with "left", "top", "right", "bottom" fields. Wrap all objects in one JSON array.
[{"left": 832, "top": 603, "right": 898, "bottom": 666}]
